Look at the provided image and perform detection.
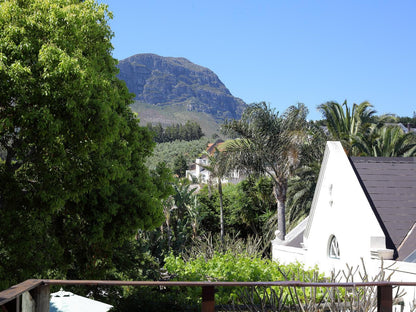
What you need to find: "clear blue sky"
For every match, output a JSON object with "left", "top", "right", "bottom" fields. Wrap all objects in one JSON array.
[{"left": 99, "top": 0, "right": 416, "bottom": 121}]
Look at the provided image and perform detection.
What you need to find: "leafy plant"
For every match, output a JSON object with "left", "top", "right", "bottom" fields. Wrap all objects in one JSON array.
[{"left": 164, "top": 252, "right": 321, "bottom": 305}]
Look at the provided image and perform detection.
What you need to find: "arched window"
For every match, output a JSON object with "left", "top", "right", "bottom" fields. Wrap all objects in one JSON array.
[{"left": 328, "top": 235, "right": 340, "bottom": 259}]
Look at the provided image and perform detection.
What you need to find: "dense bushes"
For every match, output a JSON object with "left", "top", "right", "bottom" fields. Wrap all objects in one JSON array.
[
  {"left": 110, "top": 251, "right": 322, "bottom": 311},
  {"left": 164, "top": 252, "right": 322, "bottom": 305}
]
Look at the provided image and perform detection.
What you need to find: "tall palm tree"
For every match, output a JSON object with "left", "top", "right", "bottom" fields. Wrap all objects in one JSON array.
[
  {"left": 286, "top": 123, "right": 327, "bottom": 230},
  {"left": 223, "top": 102, "right": 310, "bottom": 240},
  {"left": 318, "top": 100, "right": 376, "bottom": 155},
  {"left": 286, "top": 162, "right": 320, "bottom": 227},
  {"left": 353, "top": 125, "right": 416, "bottom": 157},
  {"left": 200, "top": 147, "right": 229, "bottom": 243}
]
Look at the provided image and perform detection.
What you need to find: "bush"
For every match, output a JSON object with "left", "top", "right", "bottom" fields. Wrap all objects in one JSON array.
[{"left": 164, "top": 252, "right": 322, "bottom": 305}]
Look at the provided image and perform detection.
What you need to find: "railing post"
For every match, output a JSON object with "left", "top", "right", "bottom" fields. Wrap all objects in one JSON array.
[
  {"left": 30, "top": 284, "right": 50, "bottom": 312},
  {"left": 377, "top": 285, "right": 392, "bottom": 312},
  {"left": 22, "top": 291, "right": 35, "bottom": 312},
  {"left": 201, "top": 286, "right": 215, "bottom": 312}
]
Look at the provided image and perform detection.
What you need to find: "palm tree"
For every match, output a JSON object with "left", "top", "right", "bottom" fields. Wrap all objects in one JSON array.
[
  {"left": 285, "top": 123, "right": 327, "bottom": 230},
  {"left": 172, "top": 180, "right": 197, "bottom": 221},
  {"left": 187, "top": 195, "right": 203, "bottom": 239},
  {"left": 200, "top": 147, "right": 229, "bottom": 243},
  {"left": 286, "top": 162, "right": 320, "bottom": 227},
  {"left": 223, "top": 102, "right": 310, "bottom": 240},
  {"left": 353, "top": 125, "right": 416, "bottom": 157},
  {"left": 318, "top": 100, "right": 376, "bottom": 155}
]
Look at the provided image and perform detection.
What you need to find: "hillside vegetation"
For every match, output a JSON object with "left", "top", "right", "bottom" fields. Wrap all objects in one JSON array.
[
  {"left": 132, "top": 101, "right": 222, "bottom": 138},
  {"left": 146, "top": 137, "right": 211, "bottom": 170}
]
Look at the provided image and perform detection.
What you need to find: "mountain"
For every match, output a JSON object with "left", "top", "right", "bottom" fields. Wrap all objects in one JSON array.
[{"left": 117, "top": 54, "right": 246, "bottom": 127}]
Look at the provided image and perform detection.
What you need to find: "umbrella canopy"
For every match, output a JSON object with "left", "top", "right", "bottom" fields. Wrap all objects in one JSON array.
[{"left": 50, "top": 289, "right": 113, "bottom": 312}]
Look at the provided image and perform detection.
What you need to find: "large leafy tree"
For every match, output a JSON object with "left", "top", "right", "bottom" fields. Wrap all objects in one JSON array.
[
  {"left": 0, "top": 0, "right": 168, "bottom": 288},
  {"left": 223, "top": 102, "right": 311, "bottom": 240}
]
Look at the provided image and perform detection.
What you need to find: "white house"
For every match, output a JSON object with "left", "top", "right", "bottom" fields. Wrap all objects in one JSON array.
[
  {"left": 185, "top": 139, "right": 243, "bottom": 185},
  {"left": 272, "top": 141, "right": 416, "bottom": 307}
]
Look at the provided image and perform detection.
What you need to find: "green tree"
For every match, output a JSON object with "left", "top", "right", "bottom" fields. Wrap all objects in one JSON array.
[
  {"left": 286, "top": 125, "right": 327, "bottom": 229},
  {"left": 398, "top": 112, "right": 416, "bottom": 128},
  {"left": 200, "top": 147, "right": 229, "bottom": 242},
  {"left": 173, "top": 154, "right": 188, "bottom": 177},
  {"left": 353, "top": 125, "right": 416, "bottom": 157},
  {"left": 317, "top": 100, "right": 376, "bottom": 155},
  {"left": 223, "top": 102, "right": 310, "bottom": 240},
  {"left": 224, "top": 176, "right": 275, "bottom": 239},
  {"left": 0, "top": 0, "right": 169, "bottom": 288}
]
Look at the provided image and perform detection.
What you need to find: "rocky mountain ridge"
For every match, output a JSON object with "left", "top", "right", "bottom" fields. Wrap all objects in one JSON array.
[{"left": 117, "top": 53, "right": 246, "bottom": 121}]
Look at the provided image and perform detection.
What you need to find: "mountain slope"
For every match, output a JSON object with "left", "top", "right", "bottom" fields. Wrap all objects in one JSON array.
[{"left": 117, "top": 53, "right": 246, "bottom": 122}]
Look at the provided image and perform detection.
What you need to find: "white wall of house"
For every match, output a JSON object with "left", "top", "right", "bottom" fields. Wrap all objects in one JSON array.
[
  {"left": 273, "top": 142, "right": 387, "bottom": 272},
  {"left": 186, "top": 156, "right": 243, "bottom": 185},
  {"left": 272, "top": 141, "right": 416, "bottom": 310},
  {"left": 302, "top": 141, "right": 387, "bottom": 272}
]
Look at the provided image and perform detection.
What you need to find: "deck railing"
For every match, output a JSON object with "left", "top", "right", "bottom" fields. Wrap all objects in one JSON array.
[{"left": 1, "top": 279, "right": 415, "bottom": 312}]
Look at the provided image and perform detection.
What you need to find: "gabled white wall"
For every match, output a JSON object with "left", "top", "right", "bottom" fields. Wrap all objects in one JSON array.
[
  {"left": 272, "top": 141, "right": 416, "bottom": 311},
  {"left": 302, "top": 141, "right": 386, "bottom": 273}
]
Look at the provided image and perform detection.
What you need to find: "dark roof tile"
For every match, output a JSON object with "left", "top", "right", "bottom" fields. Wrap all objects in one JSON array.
[{"left": 350, "top": 157, "right": 416, "bottom": 259}]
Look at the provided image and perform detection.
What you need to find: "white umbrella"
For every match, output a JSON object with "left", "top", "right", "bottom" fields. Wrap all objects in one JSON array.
[{"left": 49, "top": 288, "right": 113, "bottom": 312}]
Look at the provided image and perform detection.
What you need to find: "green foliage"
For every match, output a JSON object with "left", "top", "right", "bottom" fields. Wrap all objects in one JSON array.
[
  {"left": 199, "top": 147, "right": 230, "bottom": 241},
  {"left": 147, "top": 121, "right": 204, "bottom": 143},
  {"left": 318, "top": 100, "right": 376, "bottom": 155},
  {"left": 231, "top": 176, "right": 275, "bottom": 237},
  {"left": 0, "top": 0, "right": 171, "bottom": 288},
  {"left": 130, "top": 101, "right": 222, "bottom": 138},
  {"left": 164, "top": 252, "right": 322, "bottom": 305},
  {"left": 318, "top": 101, "right": 416, "bottom": 157},
  {"left": 194, "top": 179, "right": 275, "bottom": 247},
  {"left": 194, "top": 184, "right": 221, "bottom": 234},
  {"left": 183, "top": 232, "right": 265, "bottom": 261},
  {"left": 146, "top": 137, "right": 210, "bottom": 170},
  {"left": 173, "top": 154, "right": 188, "bottom": 177},
  {"left": 398, "top": 112, "right": 416, "bottom": 128},
  {"left": 353, "top": 124, "right": 416, "bottom": 157},
  {"left": 286, "top": 124, "right": 327, "bottom": 229},
  {"left": 132, "top": 178, "right": 199, "bottom": 264},
  {"left": 223, "top": 102, "right": 313, "bottom": 239}
]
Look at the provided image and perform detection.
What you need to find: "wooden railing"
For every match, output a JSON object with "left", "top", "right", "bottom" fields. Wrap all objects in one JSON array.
[{"left": 1, "top": 279, "right": 415, "bottom": 312}]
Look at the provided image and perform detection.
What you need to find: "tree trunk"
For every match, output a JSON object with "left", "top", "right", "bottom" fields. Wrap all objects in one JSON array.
[
  {"left": 277, "top": 197, "right": 286, "bottom": 240},
  {"left": 273, "top": 184, "right": 286, "bottom": 240},
  {"left": 218, "top": 179, "right": 224, "bottom": 244}
]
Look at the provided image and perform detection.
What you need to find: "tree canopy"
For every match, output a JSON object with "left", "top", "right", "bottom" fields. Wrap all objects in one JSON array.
[
  {"left": 318, "top": 101, "right": 416, "bottom": 157},
  {"left": 222, "top": 102, "right": 316, "bottom": 240},
  {"left": 318, "top": 100, "right": 376, "bottom": 155},
  {"left": 147, "top": 121, "right": 204, "bottom": 143},
  {"left": 0, "top": 0, "right": 169, "bottom": 288}
]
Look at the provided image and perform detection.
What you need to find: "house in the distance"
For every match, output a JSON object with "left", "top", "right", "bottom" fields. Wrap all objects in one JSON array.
[
  {"left": 186, "top": 139, "right": 243, "bottom": 185},
  {"left": 272, "top": 141, "right": 416, "bottom": 306}
]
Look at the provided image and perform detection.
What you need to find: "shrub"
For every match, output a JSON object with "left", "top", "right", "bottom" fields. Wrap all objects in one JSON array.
[{"left": 164, "top": 252, "right": 322, "bottom": 305}]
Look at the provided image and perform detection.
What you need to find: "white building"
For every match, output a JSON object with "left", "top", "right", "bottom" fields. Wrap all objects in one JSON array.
[
  {"left": 272, "top": 141, "right": 416, "bottom": 308},
  {"left": 186, "top": 139, "right": 243, "bottom": 185}
]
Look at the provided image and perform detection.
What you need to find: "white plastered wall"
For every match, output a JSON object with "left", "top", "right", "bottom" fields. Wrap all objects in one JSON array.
[{"left": 302, "top": 141, "right": 386, "bottom": 273}]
